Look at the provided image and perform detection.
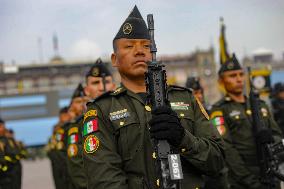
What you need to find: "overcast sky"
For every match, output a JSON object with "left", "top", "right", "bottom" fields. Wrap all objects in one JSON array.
[{"left": 0, "top": 0, "right": 284, "bottom": 65}]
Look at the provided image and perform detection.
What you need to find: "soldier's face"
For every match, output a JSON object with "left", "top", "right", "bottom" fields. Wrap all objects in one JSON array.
[
  {"left": 220, "top": 69, "right": 245, "bottom": 95},
  {"left": 70, "top": 97, "right": 85, "bottom": 116},
  {"left": 85, "top": 76, "right": 116, "bottom": 99},
  {"left": 59, "top": 112, "right": 70, "bottom": 123},
  {"left": 111, "top": 39, "right": 151, "bottom": 79},
  {"left": 0, "top": 124, "right": 5, "bottom": 136}
]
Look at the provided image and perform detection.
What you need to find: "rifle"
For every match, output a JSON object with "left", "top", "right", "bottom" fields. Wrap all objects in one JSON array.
[
  {"left": 248, "top": 67, "right": 284, "bottom": 189},
  {"left": 145, "top": 14, "right": 183, "bottom": 189}
]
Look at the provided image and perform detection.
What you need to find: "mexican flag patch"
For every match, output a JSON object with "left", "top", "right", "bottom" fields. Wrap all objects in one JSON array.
[
  {"left": 83, "top": 119, "right": 98, "bottom": 136},
  {"left": 68, "top": 134, "right": 78, "bottom": 144},
  {"left": 212, "top": 116, "right": 224, "bottom": 126},
  {"left": 84, "top": 135, "right": 99, "bottom": 154}
]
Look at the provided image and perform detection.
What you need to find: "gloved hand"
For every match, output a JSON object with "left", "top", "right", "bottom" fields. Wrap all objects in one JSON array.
[{"left": 149, "top": 105, "right": 185, "bottom": 147}]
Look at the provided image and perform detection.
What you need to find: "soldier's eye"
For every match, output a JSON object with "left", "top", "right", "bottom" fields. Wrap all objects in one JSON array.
[{"left": 144, "top": 44, "right": 150, "bottom": 48}]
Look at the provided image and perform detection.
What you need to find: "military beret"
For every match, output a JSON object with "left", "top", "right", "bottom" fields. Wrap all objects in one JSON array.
[
  {"left": 113, "top": 5, "right": 150, "bottom": 41},
  {"left": 85, "top": 58, "right": 112, "bottom": 78},
  {"left": 218, "top": 53, "right": 242, "bottom": 75},
  {"left": 0, "top": 118, "right": 5, "bottom": 124},
  {"left": 186, "top": 77, "right": 202, "bottom": 90},
  {"left": 71, "top": 83, "right": 85, "bottom": 99}
]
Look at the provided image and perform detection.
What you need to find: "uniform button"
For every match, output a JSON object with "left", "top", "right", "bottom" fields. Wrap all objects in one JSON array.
[
  {"left": 152, "top": 152, "right": 156, "bottom": 159},
  {"left": 181, "top": 148, "right": 186, "bottom": 153},
  {"left": 145, "top": 105, "right": 151, "bottom": 112},
  {"left": 246, "top": 110, "right": 252, "bottom": 115},
  {"left": 180, "top": 113, "right": 185, "bottom": 117},
  {"left": 156, "top": 179, "right": 160, "bottom": 187},
  {"left": 120, "top": 121, "right": 125, "bottom": 126},
  {"left": 235, "top": 115, "right": 240, "bottom": 119}
]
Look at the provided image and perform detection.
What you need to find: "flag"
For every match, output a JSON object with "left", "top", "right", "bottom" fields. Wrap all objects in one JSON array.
[
  {"left": 219, "top": 17, "right": 230, "bottom": 64},
  {"left": 212, "top": 116, "right": 224, "bottom": 126},
  {"left": 83, "top": 119, "right": 98, "bottom": 136}
]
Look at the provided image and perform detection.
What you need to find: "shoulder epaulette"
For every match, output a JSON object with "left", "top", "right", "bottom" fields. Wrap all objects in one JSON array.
[
  {"left": 168, "top": 85, "right": 192, "bottom": 93},
  {"left": 86, "top": 91, "right": 113, "bottom": 107},
  {"left": 214, "top": 98, "right": 227, "bottom": 107},
  {"left": 111, "top": 87, "right": 127, "bottom": 96}
]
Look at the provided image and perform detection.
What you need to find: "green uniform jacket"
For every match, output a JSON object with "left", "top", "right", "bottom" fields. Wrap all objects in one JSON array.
[
  {"left": 82, "top": 85, "right": 225, "bottom": 189},
  {"left": 66, "top": 115, "right": 87, "bottom": 189},
  {"left": 210, "top": 96, "right": 283, "bottom": 189}
]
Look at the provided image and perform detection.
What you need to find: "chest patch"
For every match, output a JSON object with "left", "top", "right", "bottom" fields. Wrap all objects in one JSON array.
[
  {"left": 229, "top": 110, "right": 241, "bottom": 117},
  {"left": 170, "top": 102, "right": 190, "bottom": 110},
  {"left": 109, "top": 109, "right": 130, "bottom": 121}
]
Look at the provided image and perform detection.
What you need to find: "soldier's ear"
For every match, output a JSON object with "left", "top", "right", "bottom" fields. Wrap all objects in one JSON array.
[
  {"left": 111, "top": 53, "right": 118, "bottom": 67},
  {"left": 218, "top": 77, "right": 226, "bottom": 94}
]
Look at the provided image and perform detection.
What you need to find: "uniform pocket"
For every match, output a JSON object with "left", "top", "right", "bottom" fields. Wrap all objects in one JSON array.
[
  {"left": 112, "top": 113, "right": 141, "bottom": 161},
  {"left": 177, "top": 110, "right": 195, "bottom": 133}
]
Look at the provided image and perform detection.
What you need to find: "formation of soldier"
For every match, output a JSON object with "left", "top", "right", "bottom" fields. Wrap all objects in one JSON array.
[
  {"left": 45, "top": 5, "right": 284, "bottom": 189},
  {"left": 0, "top": 119, "right": 27, "bottom": 189}
]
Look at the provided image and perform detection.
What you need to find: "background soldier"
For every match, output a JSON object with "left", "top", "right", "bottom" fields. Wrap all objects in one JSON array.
[
  {"left": 82, "top": 6, "right": 224, "bottom": 189},
  {"left": 271, "top": 82, "right": 284, "bottom": 133},
  {"left": 0, "top": 118, "right": 13, "bottom": 189},
  {"left": 210, "top": 53, "right": 282, "bottom": 189},
  {"left": 66, "top": 58, "right": 116, "bottom": 189},
  {"left": 47, "top": 106, "right": 70, "bottom": 189}
]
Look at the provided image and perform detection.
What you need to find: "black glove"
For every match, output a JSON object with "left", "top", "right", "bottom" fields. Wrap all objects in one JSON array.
[{"left": 149, "top": 105, "right": 185, "bottom": 147}]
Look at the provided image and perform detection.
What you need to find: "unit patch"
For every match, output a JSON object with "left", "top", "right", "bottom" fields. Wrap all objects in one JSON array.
[
  {"left": 212, "top": 116, "right": 225, "bottom": 127},
  {"left": 67, "top": 144, "right": 78, "bottom": 157},
  {"left": 68, "top": 134, "right": 79, "bottom": 144},
  {"left": 109, "top": 109, "right": 130, "bottom": 121},
  {"left": 170, "top": 102, "right": 190, "bottom": 110},
  {"left": 83, "top": 119, "right": 99, "bottom": 136},
  {"left": 196, "top": 99, "right": 209, "bottom": 120},
  {"left": 229, "top": 110, "right": 241, "bottom": 117},
  {"left": 84, "top": 135, "right": 99, "bottom": 154},
  {"left": 84, "top": 110, "right": 97, "bottom": 122},
  {"left": 217, "top": 125, "right": 226, "bottom": 136}
]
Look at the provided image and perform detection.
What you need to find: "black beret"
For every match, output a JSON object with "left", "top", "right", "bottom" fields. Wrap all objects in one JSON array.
[
  {"left": 186, "top": 77, "right": 202, "bottom": 90},
  {"left": 0, "top": 118, "right": 5, "bottom": 124},
  {"left": 85, "top": 58, "right": 112, "bottom": 78},
  {"left": 71, "top": 83, "right": 85, "bottom": 99},
  {"left": 218, "top": 53, "right": 242, "bottom": 75},
  {"left": 113, "top": 5, "right": 150, "bottom": 41}
]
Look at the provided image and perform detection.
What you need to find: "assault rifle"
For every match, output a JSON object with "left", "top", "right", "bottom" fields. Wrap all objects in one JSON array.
[
  {"left": 145, "top": 14, "right": 183, "bottom": 189},
  {"left": 248, "top": 67, "right": 284, "bottom": 189}
]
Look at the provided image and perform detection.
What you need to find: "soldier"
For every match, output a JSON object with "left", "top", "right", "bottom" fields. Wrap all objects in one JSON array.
[
  {"left": 271, "top": 82, "right": 284, "bottom": 132},
  {"left": 0, "top": 118, "right": 13, "bottom": 189},
  {"left": 62, "top": 83, "right": 87, "bottom": 189},
  {"left": 5, "top": 129, "right": 22, "bottom": 189},
  {"left": 66, "top": 58, "right": 116, "bottom": 189},
  {"left": 47, "top": 106, "right": 70, "bottom": 189},
  {"left": 185, "top": 77, "right": 208, "bottom": 109},
  {"left": 210, "top": 53, "right": 283, "bottom": 189},
  {"left": 186, "top": 77, "right": 229, "bottom": 189},
  {"left": 82, "top": 6, "right": 224, "bottom": 189}
]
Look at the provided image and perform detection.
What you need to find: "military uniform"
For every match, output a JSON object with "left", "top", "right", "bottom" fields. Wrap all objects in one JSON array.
[
  {"left": 66, "top": 115, "right": 87, "bottom": 189},
  {"left": 211, "top": 95, "right": 282, "bottom": 188},
  {"left": 82, "top": 85, "right": 224, "bottom": 189},
  {"left": 0, "top": 136, "right": 13, "bottom": 189}
]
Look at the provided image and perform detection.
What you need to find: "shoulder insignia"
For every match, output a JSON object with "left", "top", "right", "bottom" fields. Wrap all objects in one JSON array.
[
  {"left": 210, "top": 110, "right": 223, "bottom": 119},
  {"left": 83, "top": 119, "right": 99, "bottom": 136},
  {"left": 84, "top": 110, "right": 97, "bottom": 123},
  {"left": 68, "top": 127, "right": 78, "bottom": 136},
  {"left": 84, "top": 135, "right": 100, "bottom": 154},
  {"left": 196, "top": 98, "right": 209, "bottom": 120},
  {"left": 111, "top": 87, "right": 126, "bottom": 96},
  {"left": 67, "top": 144, "right": 78, "bottom": 157}
]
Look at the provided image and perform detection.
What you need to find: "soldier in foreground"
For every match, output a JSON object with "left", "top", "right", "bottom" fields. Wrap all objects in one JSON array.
[
  {"left": 82, "top": 6, "right": 224, "bottom": 189},
  {"left": 210, "top": 54, "right": 282, "bottom": 188},
  {"left": 66, "top": 59, "right": 115, "bottom": 189}
]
